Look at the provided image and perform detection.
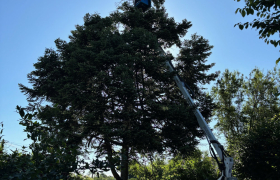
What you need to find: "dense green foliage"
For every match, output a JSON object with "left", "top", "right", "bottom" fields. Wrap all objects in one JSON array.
[
  {"left": 0, "top": 110, "right": 84, "bottom": 180},
  {"left": 0, "top": 118, "right": 111, "bottom": 180},
  {"left": 212, "top": 67, "right": 280, "bottom": 179},
  {"left": 128, "top": 149, "right": 220, "bottom": 180},
  {"left": 234, "top": 0, "right": 280, "bottom": 63},
  {"left": 15, "top": 0, "right": 218, "bottom": 179},
  {"left": 235, "top": 114, "right": 280, "bottom": 179}
]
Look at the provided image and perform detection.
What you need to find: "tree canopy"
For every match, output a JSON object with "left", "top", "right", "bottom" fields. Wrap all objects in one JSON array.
[
  {"left": 234, "top": 0, "right": 280, "bottom": 63},
  {"left": 211, "top": 66, "right": 280, "bottom": 179},
  {"left": 235, "top": 114, "right": 280, "bottom": 179},
  {"left": 17, "top": 1, "right": 219, "bottom": 179}
]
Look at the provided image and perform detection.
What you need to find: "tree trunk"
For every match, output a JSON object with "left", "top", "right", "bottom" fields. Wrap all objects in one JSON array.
[
  {"left": 104, "top": 139, "right": 122, "bottom": 180},
  {"left": 121, "top": 144, "right": 129, "bottom": 180}
]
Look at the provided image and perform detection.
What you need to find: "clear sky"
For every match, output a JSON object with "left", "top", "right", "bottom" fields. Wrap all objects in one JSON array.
[{"left": 0, "top": 0, "right": 279, "bottom": 158}]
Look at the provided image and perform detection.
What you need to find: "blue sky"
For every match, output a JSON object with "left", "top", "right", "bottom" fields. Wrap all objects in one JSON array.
[{"left": 0, "top": 0, "right": 279, "bottom": 157}]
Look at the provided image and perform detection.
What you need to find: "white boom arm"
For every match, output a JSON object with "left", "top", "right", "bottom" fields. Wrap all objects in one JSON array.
[{"left": 158, "top": 47, "right": 237, "bottom": 180}]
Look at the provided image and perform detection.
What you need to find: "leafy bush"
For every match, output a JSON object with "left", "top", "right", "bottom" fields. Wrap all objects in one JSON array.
[
  {"left": 129, "top": 149, "right": 220, "bottom": 180},
  {"left": 234, "top": 114, "right": 280, "bottom": 180}
]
